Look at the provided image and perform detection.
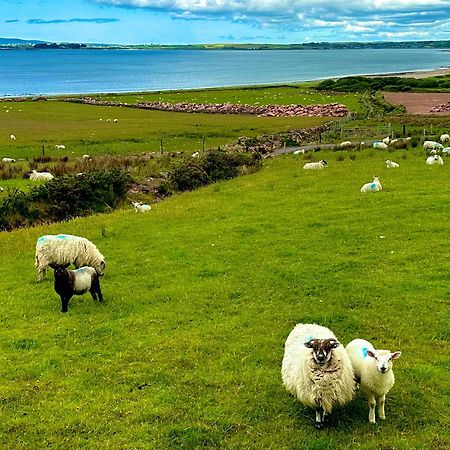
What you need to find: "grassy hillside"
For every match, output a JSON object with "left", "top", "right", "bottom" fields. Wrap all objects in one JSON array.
[{"left": 0, "top": 148, "right": 448, "bottom": 449}]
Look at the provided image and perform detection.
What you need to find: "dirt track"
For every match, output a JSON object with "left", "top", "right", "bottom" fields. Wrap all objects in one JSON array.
[{"left": 383, "top": 92, "right": 450, "bottom": 115}]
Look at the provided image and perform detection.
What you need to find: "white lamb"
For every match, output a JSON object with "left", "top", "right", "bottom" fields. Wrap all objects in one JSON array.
[
  {"left": 10, "top": 134, "right": 16, "bottom": 140},
  {"left": 82, "top": 154, "right": 91, "bottom": 160},
  {"left": 293, "top": 149, "right": 305, "bottom": 155},
  {"left": 191, "top": 152, "right": 200, "bottom": 158},
  {"left": 303, "top": 160, "right": 328, "bottom": 170},
  {"left": 131, "top": 201, "right": 151, "bottom": 213},
  {"left": 385, "top": 160, "right": 399, "bottom": 168},
  {"left": 281, "top": 323, "right": 355, "bottom": 429},
  {"left": 423, "top": 141, "right": 443, "bottom": 151},
  {"left": 35, "top": 234, "right": 106, "bottom": 282},
  {"left": 2, "top": 157, "right": 15, "bottom": 163},
  {"left": 55, "top": 144, "right": 66, "bottom": 150},
  {"left": 29, "top": 170, "right": 54, "bottom": 181},
  {"left": 426, "top": 155, "right": 444, "bottom": 165},
  {"left": 439, "top": 133, "right": 449, "bottom": 143},
  {"left": 346, "top": 339, "right": 401, "bottom": 423},
  {"left": 340, "top": 141, "right": 352, "bottom": 148},
  {"left": 360, "top": 177, "right": 382, "bottom": 193},
  {"left": 373, "top": 142, "right": 388, "bottom": 150},
  {"left": 382, "top": 137, "right": 390, "bottom": 145}
]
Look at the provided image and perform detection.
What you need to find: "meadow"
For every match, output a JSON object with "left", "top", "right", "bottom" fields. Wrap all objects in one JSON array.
[{"left": 0, "top": 147, "right": 449, "bottom": 449}]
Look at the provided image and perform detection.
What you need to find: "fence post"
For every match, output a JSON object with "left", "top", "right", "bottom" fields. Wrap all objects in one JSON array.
[{"left": 42, "top": 144, "right": 45, "bottom": 159}]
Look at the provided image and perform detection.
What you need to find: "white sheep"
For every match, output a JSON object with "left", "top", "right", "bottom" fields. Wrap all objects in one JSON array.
[
  {"left": 10, "top": 134, "right": 16, "bottom": 141},
  {"left": 113, "top": 118, "right": 118, "bottom": 123},
  {"left": 303, "top": 160, "right": 328, "bottom": 170},
  {"left": 373, "top": 142, "right": 388, "bottom": 150},
  {"left": 360, "top": 177, "right": 382, "bottom": 193},
  {"left": 281, "top": 323, "right": 355, "bottom": 429},
  {"left": 82, "top": 154, "right": 91, "bottom": 160},
  {"left": 426, "top": 155, "right": 444, "bottom": 165},
  {"left": 35, "top": 234, "right": 106, "bottom": 282},
  {"left": 191, "top": 151, "right": 200, "bottom": 158},
  {"left": 2, "top": 157, "right": 15, "bottom": 163},
  {"left": 442, "top": 147, "right": 450, "bottom": 154},
  {"left": 55, "top": 144, "right": 66, "bottom": 150},
  {"left": 385, "top": 160, "right": 399, "bottom": 168},
  {"left": 346, "top": 339, "right": 401, "bottom": 423},
  {"left": 29, "top": 170, "right": 54, "bottom": 181},
  {"left": 0, "top": 186, "right": 3, "bottom": 192},
  {"left": 131, "top": 201, "right": 151, "bottom": 213},
  {"left": 382, "top": 137, "right": 390, "bottom": 145},
  {"left": 423, "top": 141, "right": 443, "bottom": 152},
  {"left": 439, "top": 133, "right": 449, "bottom": 143},
  {"left": 340, "top": 141, "right": 352, "bottom": 148},
  {"left": 293, "top": 149, "right": 305, "bottom": 155}
]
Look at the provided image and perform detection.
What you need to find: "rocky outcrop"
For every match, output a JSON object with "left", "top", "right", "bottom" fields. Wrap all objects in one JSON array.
[{"left": 66, "top": 97, "right": 350, "bottom": 118}]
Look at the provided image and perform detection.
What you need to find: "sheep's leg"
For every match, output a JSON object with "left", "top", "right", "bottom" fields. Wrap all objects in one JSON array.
[
  {"left": 315, "top": 408, "right": 324, "bottom": 429},
  {"left": 91, "top": 278, "right": 103, "bottom": 302},
  {"left": 378, "top": 394, "right": 386, "bottom": 420},
  {"left": 61, "top": 296, "right": 70, "bottom": 313},
  {"left": 368, "top": 394, "right": 376, "bottom": 423}
]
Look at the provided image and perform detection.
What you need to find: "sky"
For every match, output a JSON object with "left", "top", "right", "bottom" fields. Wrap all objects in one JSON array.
[{"left": 2, "top": 0, "right": 450, "bottom": 45}]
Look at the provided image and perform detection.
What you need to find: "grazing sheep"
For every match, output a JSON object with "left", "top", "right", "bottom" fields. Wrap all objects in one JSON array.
[
  {"left": 113, "top": 118, "right": 118, "bottom": 123},
  {"left": 360, "top": 177, "right": 382, "bottom": 193},
  {"left": 373, "top": 142, "right": 388, "bottom": 150},
  {"left": 35, "top": 234, "right": 106, "bottom": 282},
  {"left": 442, "top": 147, "right": 450, "bottom": 154},
  {"left": 385, "top": 160, "right": 399, "bottom": 168},
  {"left": 293, "top": 149, "right": 305, "bottom": 155},
  {"left": 50, "top": 263, "right": 103, "bottom": 313},
  {"left": 0, "top": 186, "right": 3, "bottom": 192},
  {"left": 426, "top": 155, "right": 444, "bottom": 165},
  {"left": 382, "top": 137, "right": 390, "bottom": 145},
  {"left": 191, "top": 151, "right": 200, "bottom": 158},
  {"left": 55, "top": 144, "right": 66, "bottom": 150},
  {"left": 439, "top": 133, "right": 449, "bottom": 143},
  {"left": 423, "top": 141, "right": 444, "bottom": 151},
  {"left": 82, "top": 154, "right": 91, "bottom": 160},
  {"left": 2, "top": 157, "right": 15, "bottom": 163},
  {"left": 131, "top": 201, "right": 151, "bottom": 213},
  {"left": 29, "top": 170, "right": 54, "bottom": 181},
  {"left": 340, "top": 141, "right": 352, "bottom": 148},
  {"left": 346, "top": 339, "right": 401, "bottom": 423},
  {"left": 303, "top": 160, "right": 328, "bottom": 170},
  {"left": 10, "top": 134, "right": 16, "bottom": 140},
  {"left": 281, "top": 323, "right": 355, "bottom": 429}
]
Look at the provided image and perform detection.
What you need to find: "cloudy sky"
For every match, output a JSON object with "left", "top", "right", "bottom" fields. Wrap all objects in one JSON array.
[{"left": 2, "top": 0, "right": 450, "bottom": 44}]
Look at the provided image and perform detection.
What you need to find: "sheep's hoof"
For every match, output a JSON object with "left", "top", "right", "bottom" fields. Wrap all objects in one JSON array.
[{"left": 315, "top": 421, "right": 324, "bottom": 430}]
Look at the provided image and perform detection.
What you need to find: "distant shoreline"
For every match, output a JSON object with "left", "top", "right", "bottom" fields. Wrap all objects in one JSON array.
[{"left": 366, "top": 67, "right": 450, "bottom": 79}]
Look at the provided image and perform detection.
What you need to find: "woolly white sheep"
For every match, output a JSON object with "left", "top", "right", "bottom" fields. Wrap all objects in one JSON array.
[
  {"left": 29, "top": 170, "right": 54, "bottom": 181},
  {"left": 373, "top": 142, "right": 388, "bottom": 150},
  {"left": 2, "top": 157, "right": 15, "bottom": 163},
  {"left": 35, "top": 234, "right": 106, "bottom": 282},
  {"left": 10, "top": 134, "right": 16, "bottom": 140},
  {"left": 340, "top": 141, "right": 352, "bottom": 148},
  {"left": 293, "top": 149, "right": 305, "bottom": 155},
  {"left": 385, "top": 160, "right": 399, "bottom": 168},
  {"left": 131, "top": 201, "right": 151, "bottom": 213},
  {"left": 281, "top": 323, "right": 355, "bottom": 429},
  {"left": 191, "top": 151, "right": 200, "bottom": 158},
  {"left": 113, "top": 118, "right": 118, "bottom": 123},
  {"left": 55, "top": 144, "right": 66, "bottom": 150},
  {"left": 50, "top": 263, "right": 103, "bottom": 313},
  {"left": 442, "top": 147, "right": 450, "bottom": 154},
  {"left": 360, "top": 177, "right": 382, "bottom": 193},
  {"left": 423, "top": 141, "right": 443, "bottom": 151},
  {"left": 82, "top": 154, "right": 91, "bottom": 160},
  {"left": 0, "top": 186, "right": 3, "bottom": 192},
  {"left": 439, "top": 133, "right": 449, "bottom": 143},
  {"left": 382, "top": 137, "right": 390, "bottom": 145},
  {"left": 346, "top": 339, "right": 401, "bottom": 423},
  {"left": 303, "top": 160, "right": 328, "bottom": 170},
  {"left": 426, "top": 155, "right": 444, "bottom": 165}
]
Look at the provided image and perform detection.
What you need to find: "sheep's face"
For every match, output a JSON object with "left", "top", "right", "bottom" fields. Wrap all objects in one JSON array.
[
  {"left": 305, "top": 338, "right": 340, "bottom": 366},
  {"left": 367, "top": 349, "right": 402, "bottom": 373},
  {"left": 49, "top": 262, "right": 70, "bottom": 277},
  {"left": 98, "top": 260, "right": 106, "bottom": 276}
]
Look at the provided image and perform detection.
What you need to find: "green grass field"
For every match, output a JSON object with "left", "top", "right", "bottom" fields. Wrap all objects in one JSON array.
[{"left": 1, "top": 149, "right": 448, "bottom": 449}]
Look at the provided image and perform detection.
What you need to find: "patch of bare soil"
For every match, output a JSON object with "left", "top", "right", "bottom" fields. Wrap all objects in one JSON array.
[{"left": 382, "top": 92, "right": 450, "bottom": 115}]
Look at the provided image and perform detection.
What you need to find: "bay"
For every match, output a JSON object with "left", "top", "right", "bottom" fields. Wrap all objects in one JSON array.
[{"left": 0, "top": 48, "right": 449, "bottom": 97}]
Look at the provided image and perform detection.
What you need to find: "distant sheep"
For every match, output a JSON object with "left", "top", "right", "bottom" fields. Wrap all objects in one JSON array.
[
  {"left": 382, "top": 137, "right": 390, "bottom": 145},
  {"left": 2, "top": 157, "right": 15, "bottom": 163},
  {"left": 82, "top": 154, "right": 91, "bottom": 160},
  {"left": 29, "top": 170, "right": 54, "bottom": 181},
  {"left": 426, "top": 155, "right": 444, "bottom": 165},
  {"left": 423, "top": 141, "right": 443, "bottom": 151},
  {"left": 361, "top": 177, "right": 382, "bottom": 193},
  {"left": 303, "top": 160, "right": 328, "bottom": 170},
  {"left": 440, "top": 133, "right": 449, "bottom": 143},
  {"left": 131, "top": 201, "right": 151, "bottom": 213},
  {"left": 35, "top": 234, "right": 106, "bottom": 282},
  {"left": 282, "top": 323, "right": 355, "bottom": 429},
  {"left": 50, "top": 263, "right": 103, "bottom": 313},
  {"left": 0, "top": 186, "right": 3, "bottom": 192},
  {"left": 340, "top": 141, "right": 352, "bottom": 148},
  {"left": 346, "top": 339, "right": 401, "bottom": 423},
  {"left": 55, "top": 144, "right": 66, "bottom": 150},
  {"left": 385, "top": 160, "right": 399, "bottom": 168},
  {"left": 10, "top": 134, "right": 16, "bottom": 140},
  {"left": 191, "top": 151, "right": 200, "bottom": 158},
  {"left": 373, "top": 142, "right": 388, "bottom": 150},
  {"left": 113, "top": 118, "right": 118, "bottom": 123},
  {"left": 293, "top": 149, "right": 305, "bottom": 155}
]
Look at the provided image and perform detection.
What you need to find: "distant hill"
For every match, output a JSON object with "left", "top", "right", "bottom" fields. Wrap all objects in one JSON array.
[{"left": 0, "top": 37, "right": 47, "bottom": 45}]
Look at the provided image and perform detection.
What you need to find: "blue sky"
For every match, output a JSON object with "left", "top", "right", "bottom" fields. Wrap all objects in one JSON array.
[{"left": 2, "top": 0, "right": 450, "bottom": 44}]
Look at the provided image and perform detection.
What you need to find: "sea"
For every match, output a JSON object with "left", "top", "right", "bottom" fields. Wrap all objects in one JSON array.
[{"left": 1, "top": 48, "right": 449, "bottom": 97}]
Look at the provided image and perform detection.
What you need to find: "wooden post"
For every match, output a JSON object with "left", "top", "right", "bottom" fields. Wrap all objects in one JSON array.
[
  {"left": 202, "top": 136, "right": 205, "bottom": 151},
  {"left": 160, "top": 137, "right": 164, "bottom": 154},
  {"left": 402, "top": 124, "right": 406, "bottom": 136},
  {"left": 42, "top": 144, "right": 45, "bottom": 159}
]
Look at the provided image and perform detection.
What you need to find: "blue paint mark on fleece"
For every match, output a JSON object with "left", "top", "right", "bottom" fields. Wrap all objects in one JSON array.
[
  {"left": 362, "top": 347, "right": 369, "bottom": 358},
  {"left": 370, "top": 183, "right": 377, "bottom": 190},
  {"left": 304, "top": 335, "right": 314, "bottom": 344}
]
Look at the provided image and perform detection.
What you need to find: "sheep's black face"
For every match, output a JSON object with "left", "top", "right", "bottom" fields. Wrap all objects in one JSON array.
[{"left": 305, "top": 338, "right": 340, "bottom": 366}]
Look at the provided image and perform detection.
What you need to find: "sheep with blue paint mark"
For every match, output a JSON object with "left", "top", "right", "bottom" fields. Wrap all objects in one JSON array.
[
  {"left": 35, "top": 234, "right": 105, "bottom": 282},
  {"left": 360, "top": 177, "right": 382, "bottom": 193},
  {"left": 281, "top": 323, "right": 355, "bottom": 429},
  {"left": 346, "top": 339, "right": 401, "bottom": 423}
]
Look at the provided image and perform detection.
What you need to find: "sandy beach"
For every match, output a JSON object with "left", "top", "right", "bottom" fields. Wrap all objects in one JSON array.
[{"left": 369, "top": 67, "right": 450, "bottom": 78}]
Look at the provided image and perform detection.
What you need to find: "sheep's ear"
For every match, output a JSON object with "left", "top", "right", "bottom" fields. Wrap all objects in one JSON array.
[
  {"left": 49, "top": 263, "right": 56, "bottom": 269},
  {"left": 366, "top": 350, "right": 376, "bottom": 358},
  {"left": 304, "top": 339, "right": 314, "bottom": 348},
  {"left": 63, "top": 262, "right": 70, "bottom": 269},
  {"left": 391, "top": 351, "right": 402, "bottom": 360}
]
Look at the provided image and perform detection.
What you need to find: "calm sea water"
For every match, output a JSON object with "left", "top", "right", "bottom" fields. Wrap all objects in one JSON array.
[{"left": 1, "top": 48, "right": 449, "bottom": 97}]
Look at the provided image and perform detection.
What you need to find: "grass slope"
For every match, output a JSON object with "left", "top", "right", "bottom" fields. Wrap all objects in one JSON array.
[{"left": 0, "top": 149, "right": 448, "bottom": 449}]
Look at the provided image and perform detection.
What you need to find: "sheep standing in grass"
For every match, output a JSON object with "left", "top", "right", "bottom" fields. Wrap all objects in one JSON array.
[
  {"left": 2, "top": 157, "right": 15, "bottom": 163},
  {"left": 303, "top": 160, "right": 328, "bottom": 170},
  {"left": 55, "top": 144, "right": 66, "bottom": 150},
  {"left": 131, "top": 201, "right": 151, "bottom": 213},
  {"left": 385, "top": 160, "right": 399, "bottom": 168},
  {"left": 29, "top": 170, "right": 54, "bottom": 181},
  {"left": 10, "top": 134, "right": 16, "bottom": 141},
  {"left": 426, "top": 155, "right": 444, "bottom": 165},
  {"left": 282, "top": 323, "right": 355, "bottom": 429},
  {"left": 346, "top": 339, "right": 401, "bottom": 423},
  {"left": 373, "top": 142, "right": 388, "bottom": 150},
  {"left": 50, "top": 263, "right": 103, "bottom": 313},
  {"left": 340, "top": 141, "right": 352, "bottom": 148},
  {"left": 439, "top": 134, "right": 449, "bottom": 143},
  {"left": 423, "top": 141, "right": 443, "bottom": 152},
  {"left": 35, "top": 234, "right": 106, "bottom": 282},
  {"left": 360, "top": 177, "right": 382, "bottom": 193}
]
